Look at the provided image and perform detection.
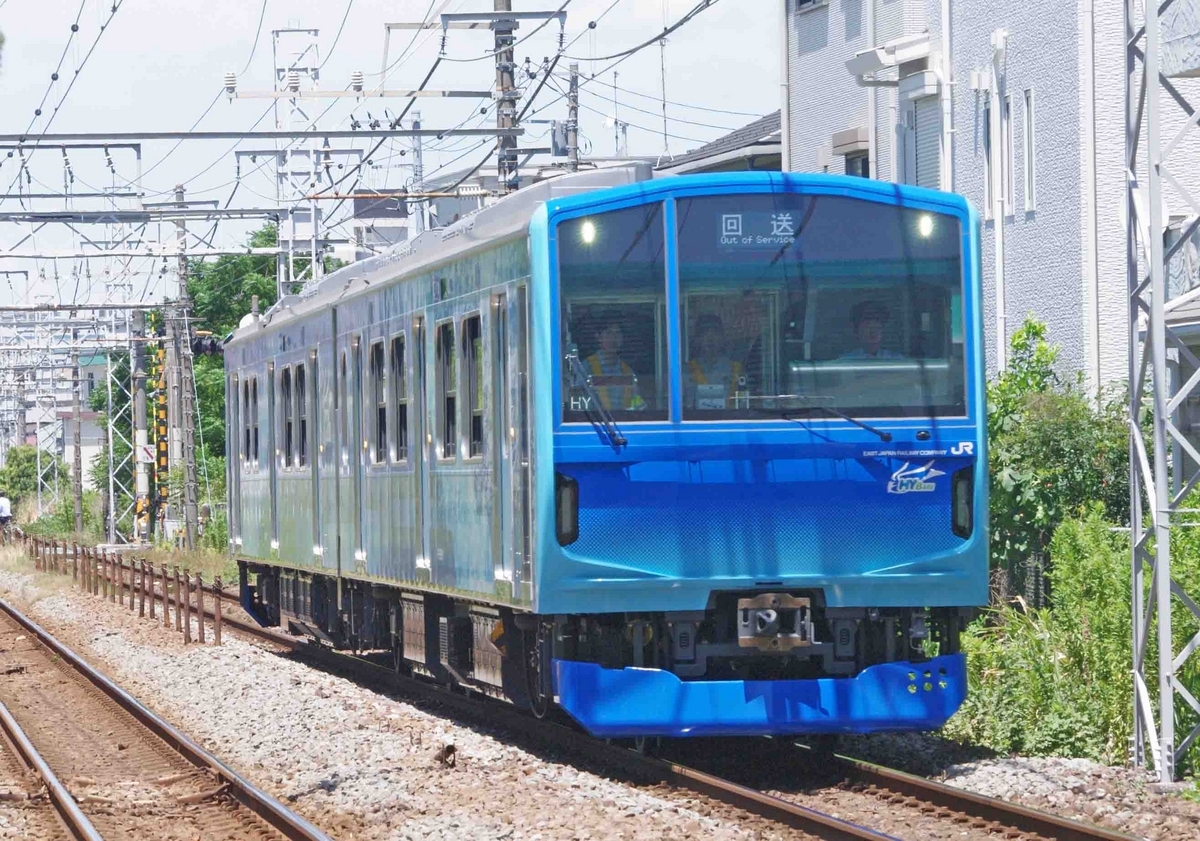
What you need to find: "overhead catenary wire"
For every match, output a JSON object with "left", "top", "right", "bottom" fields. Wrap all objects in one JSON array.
[
  {"left": 318, "top": 0, "right": 356, "bottom": 70},
  {"left": 2, "top": 0, "right": 125, "bottom": 200},
  {"left": 563, "top": 0, "right": 718, "bottom": 62},
  {"left": 438, "top": 0, "right": 571, "bottom": 63}
]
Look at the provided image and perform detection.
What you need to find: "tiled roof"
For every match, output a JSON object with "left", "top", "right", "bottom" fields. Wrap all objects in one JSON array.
[{"left": 656, "top": 110, "right": 781, "bottom": 171}]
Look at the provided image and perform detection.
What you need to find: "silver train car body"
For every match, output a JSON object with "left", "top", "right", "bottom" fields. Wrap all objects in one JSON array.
[{"left": 225, "top": 166, "right": 650, "bottom": 697}]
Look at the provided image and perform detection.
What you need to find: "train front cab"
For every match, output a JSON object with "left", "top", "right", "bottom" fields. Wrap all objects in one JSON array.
[{"left": 530, "top": 173, "right": 988, "bottom": 738}]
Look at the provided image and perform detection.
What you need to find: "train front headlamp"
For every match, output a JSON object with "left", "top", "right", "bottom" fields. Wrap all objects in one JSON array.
[
  {"left": 579, "top": 219, "right": 597, "bottom": 245},
  {"left": 917, "top": 214, "right": 934, "bottom": 238}
]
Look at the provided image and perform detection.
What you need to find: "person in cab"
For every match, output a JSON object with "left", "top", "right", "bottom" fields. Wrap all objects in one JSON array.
[
  {"left": 585, "top": 321, "right": 646, "bottom": 412},
  {"left": 686, "top": 314, "right": 744, "bottom": 409},
  {"left": 841, "top": 300, "right": 904, "bottom": 359}
]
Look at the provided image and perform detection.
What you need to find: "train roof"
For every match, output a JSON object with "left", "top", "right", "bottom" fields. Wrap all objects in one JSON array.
[{"left": 227, "top": 162, "right": 654, "bottom": 345}]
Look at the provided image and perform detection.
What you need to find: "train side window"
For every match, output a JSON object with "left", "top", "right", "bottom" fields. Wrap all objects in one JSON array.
[
  {"left": 281, "top": 367, "right": 293, "bottom": 469},
  {"left": 463, "top": 314, "right": 483, "bottom": 458},
  {"left": 435, "top": 321, "right": 457, "bottom": 460},
  {"left": 242, "top": 380, "right": 251, "bottom": 472},
  {"left": 369, "top": 340, "right": 386, "bottom": 465},
  {"left": 296, "top": 363, "right": 308, "bottom": 468},
  {"left": 251, "top": 377, "right": 260, "bottom": 468},
  {"left": 390, "top": 334, "right": 408, "bottom": 463}
]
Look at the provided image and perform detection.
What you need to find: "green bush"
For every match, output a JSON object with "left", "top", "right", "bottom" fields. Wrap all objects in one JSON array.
[
  {"left": 946, "top": 508, "right": 1132, "bottom": 762},
  {"left": 987, "top": 320, "right": 1129, "bottom": 592}
]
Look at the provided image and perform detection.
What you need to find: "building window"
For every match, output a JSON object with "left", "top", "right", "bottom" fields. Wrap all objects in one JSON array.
[
  {"left": 463, "top": 314, "right": 483, "bottom": 458},
  {"left": 1002, "top": 94, "right": 1014, "bottom": 216},
  {"left": 845, "top": 153, "right": 869, "bottom": 178},
  {"left": 369, "top": 340, "right": 386, "bottom": 465},
  {"left": 983, "top": 101, "right": 993, "bottom": 219},
  {"left": 296, "top": 363, "right": 308, "bottom": 468},
  {"left": 281, "top": 367, "right": 293, "bottom": 468},
  {"left": 908, "top": 96, "right": 942, "bottom": 190},
  {"left": 390, "top": 335, "right": 408, "bottom": 463},
  {"left": 436, "top": 322, "right": 456, "bottom": 460},
  {"left": 1024, "top": 88, "right": 1036, "bottom": 212},
  {"left": 86, "top": 371, "right": 95, "bottom": 398}
]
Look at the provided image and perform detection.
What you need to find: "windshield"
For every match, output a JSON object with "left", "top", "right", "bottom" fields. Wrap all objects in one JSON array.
[
  {"left": 559, "top": 202, "right": 669, "bottom": 423},
  {"left": 676, "top": 193, "right": 966, "bottom": 420}
]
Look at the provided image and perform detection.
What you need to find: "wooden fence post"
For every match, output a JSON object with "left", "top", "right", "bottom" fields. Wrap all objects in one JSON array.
[
  {"left": 195, "top": 573, "right": 205, "bottom": 644},
  {"left": 212, "top": 576, "right": 223, "bottom": 646},
  {"left": 148, "top": 563, "right": 156, "bottom": 620},
  {"left": 162, "top": 565, "right": 171, "bottom": 628},
  {"left": 138, "top": 561, "right": 146, "bottom": 618},
  {"left": 173, "top": 567, "right": 182, "bottom": 633},
  {"left": 182, "top": 569, "right": 192, "bottom": 644}
]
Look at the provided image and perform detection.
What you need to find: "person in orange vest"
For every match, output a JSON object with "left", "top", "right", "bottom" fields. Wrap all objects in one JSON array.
[
  {"left": 585, "top": 321, "right": 646, "bottom": 411},
  {"left": 686, "top": 314, "right": 744, "bottom": 409}
]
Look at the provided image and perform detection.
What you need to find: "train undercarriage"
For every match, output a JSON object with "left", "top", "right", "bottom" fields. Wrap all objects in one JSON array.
[{"left": 241, "top": 560, "right": 972, "bottom": 735}]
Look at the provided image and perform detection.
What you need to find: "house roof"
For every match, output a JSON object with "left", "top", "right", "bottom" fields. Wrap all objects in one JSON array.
[{"left": 655, "top": 111, "right": 781, "bottom": 174}]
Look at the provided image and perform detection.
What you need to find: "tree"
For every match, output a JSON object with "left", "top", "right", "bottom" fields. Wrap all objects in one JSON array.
[
  {"left": 987, "top": 319, "right": 1129, "bottom": 599},
  {"left": 187, "top": 223, "right": 278, "bottom": 337},
  {"left": 0, "top": 445, "right": 66, "bottom": 506}
]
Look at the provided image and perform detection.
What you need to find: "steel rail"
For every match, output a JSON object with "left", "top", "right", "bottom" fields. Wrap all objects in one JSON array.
[
  {"left": 40, "top": 546, "right": 1140, "bottom": 841},
  {"left": 210, "top": 603, "right": 1139, "bottom": 841},
  {"left": 822, "top": 752, "right": 1138, "bottom": 841},
  {"left": 0, "top": 595, "right": 334, "bottom": 841},
  {"left": 0, "top": 698, "right": 104, "bottom": 841}
]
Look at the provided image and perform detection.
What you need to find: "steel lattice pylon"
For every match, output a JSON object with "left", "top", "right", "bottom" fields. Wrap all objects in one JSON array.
[{"left": 1127, "top": 0, "right": 1200, "bottom": 783}]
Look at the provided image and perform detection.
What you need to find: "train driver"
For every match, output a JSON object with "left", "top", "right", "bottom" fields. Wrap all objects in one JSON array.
[
  {"left": 686, "top": 313, "right": 744, "bottom": 408},
  {"left": 586, "top": 321, "right": 646, "bottom": 411},
  {"left": 841, "top": 300, "right": 904, "bottom": 359}
]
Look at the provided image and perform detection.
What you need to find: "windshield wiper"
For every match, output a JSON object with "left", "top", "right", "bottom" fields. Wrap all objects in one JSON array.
[
  {"left": 753, "top": 397, "right": 893, "bottom": 442},
  {"left": 564, "top": 351, "right": 628, "bottom": 450}
]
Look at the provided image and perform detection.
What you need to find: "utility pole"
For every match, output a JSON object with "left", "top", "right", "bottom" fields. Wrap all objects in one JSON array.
[
  {"left": 567, "top": 63, "right": 579, "bottom": 172},
  {"left": 495, "top": 1, "right": 518, "bottom": 192},
  {"left": 412, "top": 110, "right": 425, "bottom": 235},
  {"left": 171, "top": 184, "right": 199, "bottom": 550},
  {"left": 132, "top": 310, "right": 149, "bottom": 542},
  {"left": 72, "top": 352, "right": 83, "bottom": 536}
]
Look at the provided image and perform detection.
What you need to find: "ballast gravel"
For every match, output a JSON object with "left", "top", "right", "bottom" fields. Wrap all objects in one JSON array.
[
  {"left": 0, "top": 561, "right": 781, "bottom": 841},
  {"left": 5, "top": 553, "right": 1200, "bottom": 840}
]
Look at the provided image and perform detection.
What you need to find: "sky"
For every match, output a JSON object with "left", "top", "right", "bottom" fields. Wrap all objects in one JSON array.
[{"left": 0, "top": 0, "right": 780, "bottom": 305}]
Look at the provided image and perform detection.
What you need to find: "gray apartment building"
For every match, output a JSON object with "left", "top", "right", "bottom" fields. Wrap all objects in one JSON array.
[{"left": 779, "top": 0, "right": 1200, "bottom": 390}]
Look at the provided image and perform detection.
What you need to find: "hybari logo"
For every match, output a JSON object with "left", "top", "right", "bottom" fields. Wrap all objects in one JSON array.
[{"left": 887, "top": 461, "right": 945, "bottom": 494}]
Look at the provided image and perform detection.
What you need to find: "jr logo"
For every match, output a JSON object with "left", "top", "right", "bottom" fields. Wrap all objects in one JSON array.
[
  {"left": 950, "top": 441, "right": 974, "bottom": 456},
  {"left": 887, "top": 461, "right": 945, "bottom": 494}
]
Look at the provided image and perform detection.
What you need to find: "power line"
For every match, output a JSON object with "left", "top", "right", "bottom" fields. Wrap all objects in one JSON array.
[
  {"left": 318, "top": 0, "right": 356, "bottom": 70},
  {"left": 553, "top": 78, "right": 714, "bottom": 145},
  {"left": 602, "top": 77, "right": 765, "bottom": 119},
  {"left": 2, "top": 0, "right": 125, "bottom": 199},
  {"left": 439, "top": 0, "right": 571, "bottom": 63},
  {"left": 240, "top": 0, "right": 270, "bottom": 75},
  {"left": 561, "top": 79, "right": 741, "bottom": 130},
  {"left": 563, "top": 0, "right": 718, "bottom": 62}
]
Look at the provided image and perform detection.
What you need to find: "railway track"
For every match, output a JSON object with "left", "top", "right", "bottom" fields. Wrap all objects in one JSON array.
[
  {"left": 173, "top": 589, "right": 1138, "bottom": 841},
  {"left": 0, "top": 595, "right": 333, "bottom": 841},
  {"left": 7, "top": 537, "right": 1143, "bottom": 841}
]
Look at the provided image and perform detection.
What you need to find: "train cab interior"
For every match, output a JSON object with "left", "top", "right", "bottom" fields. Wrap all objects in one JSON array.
[{"left": 557, "top": 193, "right": 968, "bottom": 426}]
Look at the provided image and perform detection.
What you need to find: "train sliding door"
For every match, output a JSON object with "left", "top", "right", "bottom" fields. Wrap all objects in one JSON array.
[
  {"left": 510, "top": 286, "right": 532, "bottom": 601},
  {"left": 412, "top": 315, "right": 430, "bottom": 577},
  {"left": 492, "top": 294, "right": 511, "bottom": 585}
]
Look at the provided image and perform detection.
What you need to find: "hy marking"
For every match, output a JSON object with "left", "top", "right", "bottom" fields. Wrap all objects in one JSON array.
[{"left": 887, "top": 461, "right": 945, "bottom": 495}]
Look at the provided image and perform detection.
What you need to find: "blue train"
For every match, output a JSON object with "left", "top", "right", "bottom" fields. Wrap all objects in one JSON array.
[{"left": 226, "top": 165, "right": 987, "bottom": 738}]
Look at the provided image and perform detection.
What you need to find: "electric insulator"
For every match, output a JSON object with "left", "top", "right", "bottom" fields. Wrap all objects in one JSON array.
[
  {"left": 286, "top": 70, "right": 301, "bottom": 93},
  {"left": 351, "top": 70, "right": 364, "bottom": 93},
  {"left": 224, "top": 72, "right": 237, "bottom": 96}
]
